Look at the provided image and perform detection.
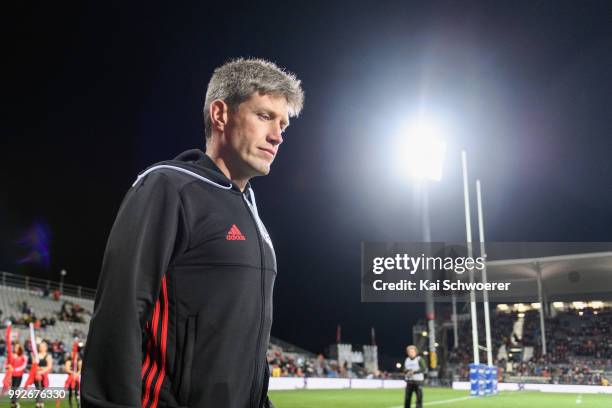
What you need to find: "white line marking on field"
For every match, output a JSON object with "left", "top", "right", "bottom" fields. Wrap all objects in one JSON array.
[
  {"left": 576, "top": 394, "right": 583, "bottom": 404},
  {"left": 388, "top": 395, "right": 474, "bottom": 408}
]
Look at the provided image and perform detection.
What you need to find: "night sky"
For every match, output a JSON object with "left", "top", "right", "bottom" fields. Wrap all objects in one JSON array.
[{"left": 3, "top": 1, "right": 612, "bottom": 368}]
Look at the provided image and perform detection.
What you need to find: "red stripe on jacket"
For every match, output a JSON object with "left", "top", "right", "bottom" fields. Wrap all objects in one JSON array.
[
  {"left": 141, "top": 281, "right": 163, "bottom": 408},
  {"left": 150, "top": 276, "right": 169, "bottom": 408}
]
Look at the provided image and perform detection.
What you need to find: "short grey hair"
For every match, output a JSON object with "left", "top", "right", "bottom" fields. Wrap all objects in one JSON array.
[{"left": 203, "top": 58, "right": 304, "bottom": 139}]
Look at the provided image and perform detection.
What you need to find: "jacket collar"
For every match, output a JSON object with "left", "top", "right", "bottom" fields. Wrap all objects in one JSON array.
[{"left": 171, "top": 149, "right": 251, "bottom": 194}]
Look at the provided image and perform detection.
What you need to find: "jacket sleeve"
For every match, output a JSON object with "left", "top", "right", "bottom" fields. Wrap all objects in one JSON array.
[{"left": 81, "top": 172, "right": 187, "bottom": 408}]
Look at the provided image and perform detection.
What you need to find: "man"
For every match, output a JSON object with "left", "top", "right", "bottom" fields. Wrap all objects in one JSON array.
[
  {"left": 81, "top": 58, "right": 304, "bottom": 408},
  {"left": 404, "top": 345, "right": 426, "bottom": 408}
]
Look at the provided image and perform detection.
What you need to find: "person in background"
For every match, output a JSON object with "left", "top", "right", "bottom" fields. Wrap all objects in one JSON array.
[
  {"left": 404, "top": 345, "right": 426, "bottom": 408},
  {"left": 65, "top": 351, "right": 82, "bottom": 408},
  {"left": 33, "top": 341, "right": 53, "bottom": 408},
  {"left": 8, "top": 342, "right": 27, "bottom": 408}
]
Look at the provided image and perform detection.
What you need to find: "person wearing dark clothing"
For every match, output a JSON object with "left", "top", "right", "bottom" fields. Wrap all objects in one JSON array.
[
  {"left": 34, "top": 342, "right": 53, "bottom": 408},
  {"left": 81, "top": 58, "right": 304, "bottom": 408},
  {"left": 404, "top": 345, "right": 427, "bottom": 408}
]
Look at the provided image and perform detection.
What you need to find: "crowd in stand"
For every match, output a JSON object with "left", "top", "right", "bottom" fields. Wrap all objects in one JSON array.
[
  {"left": 448, "top": 306, "right": 612, "bottom": 385},
  {"left": 0, "top": 298, "right": 90, "bottom": 331},
  {"left": 266, "top": 346, "right": 395, "bottom": 380},
  {"left": 3, "top": 337, "right": 394, "bottom": 381},
  {"left": 58, "top": 301, "right": 87, "bottom": 323},
  {"left": 0, "top": 301, "right": 57, "bottom": 330},
  {"left": 3, "top": 289, "right": 611, "bottom": 385},
  {"left": 508, "top": 359, "right": 607, "bottom": 385},
  {"left": 0, "top": 296, "right": 91, "bottom": 375},
  {"left": 267, "top": 347, "right": 344, "bottom": 378}
]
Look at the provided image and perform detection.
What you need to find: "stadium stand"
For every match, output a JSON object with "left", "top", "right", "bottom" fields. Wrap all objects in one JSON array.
[
  {"left": 266, "top": 343, "right": 394, "bottom": 379},
  {"left": 1, "top": 273, "right": 94, "bottom": 373},
  {"left": 446, "top": 303, "right": 612, "bottom": 385},
  {"left": 1, "top": 272, "right": 382, "bottom": 380},
  {"left": 6, "top": 271, "right": 606, "bottom": 385},
  {"left": 0, "top": 285, "right": 93, "bottom": 346}
]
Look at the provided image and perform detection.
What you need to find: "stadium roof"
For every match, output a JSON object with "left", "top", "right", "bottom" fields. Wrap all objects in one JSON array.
[{"left": 485, "top": 250, "right": 612, "bottom": 302}]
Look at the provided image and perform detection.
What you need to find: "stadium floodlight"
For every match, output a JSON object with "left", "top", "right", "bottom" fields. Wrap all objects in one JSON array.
[
  {"left": 396, "top": 363, "right": 402, "bottom": 369},
  {"left": 421, "top": 331, "right": 428, "bottom": 337},
  {"left": 552, "top": 302, "right": 565, "bottom": 309},
  {"left": 394, "top": 118, "right": 447, "bottom": 182},
  {"left": 514, "top": 303, "right": 527, "bottom": 312},
  {"left": 589, "top": 301, "right": 603, "bottom": 308},
  {"left": 60, "top": 268, "right": 67, "bottom": 293},
  {"left": 497, "top": 304, "right": 509, "bottom": 311},
  {"left": 530, "top": 303, "right": 541, "bottom": 309},
  {"left": 393, "top": 115, "right": 447, "bottom": 374},
  {"left": 572, "top": 301, "right": 586, "bottom": 309}
]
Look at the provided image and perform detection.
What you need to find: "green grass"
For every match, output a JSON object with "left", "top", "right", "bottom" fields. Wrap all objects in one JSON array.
[
  {"left": 2, "top": 388, "right": 611, "bottom": 408},
  {"left": 267, "top": 387, "right": 612, "bottom": 408}
]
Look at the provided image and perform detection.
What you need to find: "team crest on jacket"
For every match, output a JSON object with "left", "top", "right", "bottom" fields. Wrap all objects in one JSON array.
[{"left": 226, "top": 224, "right": 246, "bottom": 241}]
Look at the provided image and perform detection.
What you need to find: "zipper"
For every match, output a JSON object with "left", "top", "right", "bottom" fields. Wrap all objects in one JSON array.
[
  {"left": 243, "top": 194, "right": 266, "bottom": 408},
  {"left": 178, "top": 315, "right": 196, "bottom": 406}
]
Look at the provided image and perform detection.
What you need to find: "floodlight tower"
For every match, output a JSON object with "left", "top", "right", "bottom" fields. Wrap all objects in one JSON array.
[
  {"left": 398, "top": 119, "right": 484, "bottom": 369},
  {"left": 404, "top": 119, "right": 446, "bottom": 376}
]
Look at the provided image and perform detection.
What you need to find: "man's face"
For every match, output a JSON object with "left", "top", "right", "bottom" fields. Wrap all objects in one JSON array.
[
  {"left": 223, "top": 92, "right": 289, "bottom": 179},
  {"left": 407, "top": 347, "right": 416, "bottom": 358}
]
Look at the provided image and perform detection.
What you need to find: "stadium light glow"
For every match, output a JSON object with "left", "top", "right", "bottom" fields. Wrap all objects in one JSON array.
[
  {"left": 572, "top": 301, "right": 586, "bottom": 309},
  {"left": 514, "top": 303, "right": 528, "bottom": 312},
  {"left": 497, "top": 304, "right": 509, "bottom": 311},
  {"left": 396, "top": 362, "right": 402, "bottom": 369},
  {"left": 553, "top": 302, "right": 565, "bottom": 309},
  {"left": 589, "top": 301, "right": 604, "bottom": 309},
  {"left": 517, "top": 312, "right": 525, "bottom": 318},
  {"left": 423, "top": 351, "right": 429, "bottom": 356},
  {"left": 530, "top": 303, "right": 541, "bottom": 309},
  {"left": 578, "top": 311, "right": 584, "bottom": 316},
  {"left": 421, "top": 331, "right": 428, "bottom": 337},
  {"left": 393, "top": 117, "right": 447, "bottom": 182}
]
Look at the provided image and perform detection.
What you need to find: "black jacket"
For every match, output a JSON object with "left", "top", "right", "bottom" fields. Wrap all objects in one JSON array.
[{"left": 81, "top": 149, "right": 277, "bottom": 408}]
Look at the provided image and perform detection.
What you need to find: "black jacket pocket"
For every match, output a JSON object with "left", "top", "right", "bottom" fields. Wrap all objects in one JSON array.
[{"left": 178, "top": 314, "right": 196, "bottom": 406}]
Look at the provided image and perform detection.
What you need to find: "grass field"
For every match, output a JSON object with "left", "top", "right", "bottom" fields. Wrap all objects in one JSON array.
[
  {"left": 268, "top": 387, "right": 612, "bottom": 407},
  {"left": 2, "top": 388, "right": 611, "bottom": 407}
]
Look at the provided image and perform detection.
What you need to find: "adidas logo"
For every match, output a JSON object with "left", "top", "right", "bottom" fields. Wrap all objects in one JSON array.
[{"left": 226, "top": 224, "right": 246, "bottom": 241}]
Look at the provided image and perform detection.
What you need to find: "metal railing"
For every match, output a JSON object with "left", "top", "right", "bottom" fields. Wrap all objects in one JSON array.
[{"left": 0, "top": 271, "right": 96, "bottom": 300}]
